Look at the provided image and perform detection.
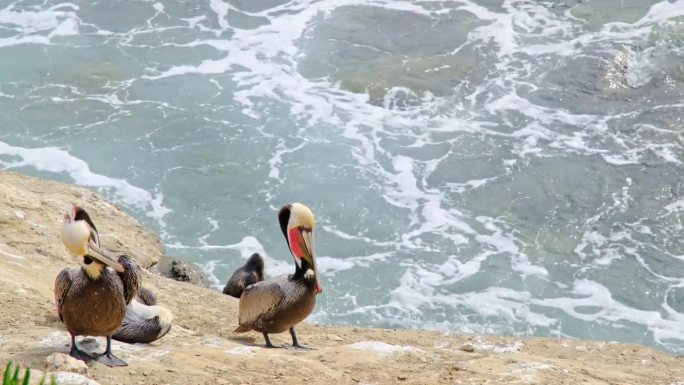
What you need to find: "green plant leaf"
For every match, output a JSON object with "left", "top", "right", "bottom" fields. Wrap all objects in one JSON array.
[
  {"left": 3, "top": 362, "right": 13, "bottom": 385},
  {"left": 11, "top": 365, "right": 19, "bottom": 385},
  {"left": 21, "top": 368, "right": 30, "bottom": 385}
]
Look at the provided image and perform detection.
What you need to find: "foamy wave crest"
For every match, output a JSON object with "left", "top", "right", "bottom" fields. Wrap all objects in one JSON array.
[
  {"left": 534, "top": 279, "right": 684, "bottom": 352},
  {"left": 0, "top": 141, "right": 170, "bottom": 222},
  {"left": 0, "top": 3, "right": 80, "bottom": 47},
  {"left": 168, "top": 235, "right": 292, "bottom": 286}
]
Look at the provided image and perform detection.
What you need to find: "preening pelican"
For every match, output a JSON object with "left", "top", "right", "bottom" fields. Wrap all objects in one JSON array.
[{"left": 56, "top": 205, "right": 172, "bottom": 366}]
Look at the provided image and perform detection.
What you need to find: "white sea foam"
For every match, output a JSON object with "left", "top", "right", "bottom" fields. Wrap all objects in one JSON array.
[
  {"left": 386, "top": 280, "right": 557, "bottom": 330},
  {"left": 168, "top": 235, "right": 292, "bottom": 283},
  {"left": 475, "top": 217, "right": 547, "bottom": 278},
  {"left": 0, "top": 141, "right": 171, "bottom": 223},
  {"left": 268, "top": 140, "right": 306, "bottom": 180},
  {"left": 665, "top": 200, "right": 684, "bottom": 213},
  {"left": 533, "top": 279, "right": 684, "bottom": 345},
  {"left": 49, "top": 17, "right": 79, "bottom": 37},
  {"left": 636, "top": 0, "right": 684, "bottom": 26},
  {"left": 0, "top": 3, "right": 79, "bottom": 33},
  {"left": 316, "top": 253, "right": 391, "bottom": 275},
  {"left": 0, "top": 3, "right": 81, "bottom": 47},
  {"left": 0, "top": 35, "right": 50, "bottom": 47},
  {"left": 200, "top": 260, "right": 223, "bottom": 289}
]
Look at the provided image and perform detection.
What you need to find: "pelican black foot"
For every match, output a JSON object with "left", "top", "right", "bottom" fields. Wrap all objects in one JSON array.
[
  {"left": 96, "top": 336, "right": 128, "bottom": 367},
  {"left": 287, "top": 327, "right": 314, "bottom": 351},
  {"left": 69, "top": 346, "right": 95, "bottom": 362},
  {"left": 69, "top": 335, "right": 94, "bottom": 362},
  {"left": 285, "top": 343, "right": 314, "bottom": 351},
  {"left": 96, "top": 353, "right": 128, "bottom": 367}
]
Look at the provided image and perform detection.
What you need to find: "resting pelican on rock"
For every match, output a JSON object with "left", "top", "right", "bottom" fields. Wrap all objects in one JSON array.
[
  {"left": 56, "top": 205, "right": 172, "bottom": 366},
  {"left": 223, "top": 252, "right": 264, "bottom": 298},
  {"left": 113, "top": 285, "right": 173, "bottom": 344},
  {"left": 234, "top": 203, "right": 322, "bottom": 349}
]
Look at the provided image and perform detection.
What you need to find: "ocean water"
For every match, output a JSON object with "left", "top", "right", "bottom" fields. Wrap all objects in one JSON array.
[{"left": 1, "top": 0, "right": 684, "bottom": 354}]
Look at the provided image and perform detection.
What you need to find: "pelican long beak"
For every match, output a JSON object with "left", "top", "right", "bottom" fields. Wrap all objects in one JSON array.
[
  {"left": 288, "top": 227, "right": 322, "bottom": 294},
  {"left": 87, "top": 240, "right": 125, "bottom": 273}
]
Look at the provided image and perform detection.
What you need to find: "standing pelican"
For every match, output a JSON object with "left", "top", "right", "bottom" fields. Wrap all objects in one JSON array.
[
  {"left": 234, "top": 203, "right": 322, "bottom": 349},
  {"left": 56, "top": 205, "right": 172, "bottom": 366},
  {"left": 223, "top": 253, "right": 264, "bottom": 298},
  {"left": 54, "top": 251, "right": 138, "bottom": 366}
]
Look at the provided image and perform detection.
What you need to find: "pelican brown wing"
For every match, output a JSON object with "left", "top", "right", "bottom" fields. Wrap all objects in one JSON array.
[
  {"left": 54, "top": 268, "right": 73, "bottom": 322},
  {"left": 235, "top": 280, "right": 286, "bottom": 332}
]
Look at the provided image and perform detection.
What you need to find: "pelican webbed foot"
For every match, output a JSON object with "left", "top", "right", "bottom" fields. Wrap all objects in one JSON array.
[
  {"left": 69, "top": 335, "right": 95, "bottom": 362},
  {"left": 287, "top": 327, "right": 314, "bottom": 351},
  {"left": 97, "top": 354, "right": 127, "bottom": 367},
  {"left": 96, "top": 336, "right": 128, "bottom": 367}
]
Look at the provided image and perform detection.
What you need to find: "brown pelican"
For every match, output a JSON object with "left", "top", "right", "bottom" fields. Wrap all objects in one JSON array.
[
  {"left": 223, "top": 253, "right": 264, "bottom": 298},
  {"left": 54, "top": 253, "right": 138, "bottom": 366},
  {"left": 234, "top": 203, "right": 322, "bottom": 349},
  {"left": 56, "top": 205, "right": 172, "bottom": 365},
  {"left": 113, "top": 286, "right": 173, "bottom": 344}
]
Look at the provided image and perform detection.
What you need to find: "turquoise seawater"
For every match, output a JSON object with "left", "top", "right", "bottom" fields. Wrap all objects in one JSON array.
[{"left": 1, "top": 0, "right": 684, "bottom": 353}]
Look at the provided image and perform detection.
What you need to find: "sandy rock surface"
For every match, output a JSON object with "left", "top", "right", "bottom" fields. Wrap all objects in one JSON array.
[{"left": 45, "top": 353, "right": 89, "bottom": 375}]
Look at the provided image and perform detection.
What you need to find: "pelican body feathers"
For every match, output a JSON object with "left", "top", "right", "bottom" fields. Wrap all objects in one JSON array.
[{"left": 233, "top": 203, "right": 322, "bottom": 349}]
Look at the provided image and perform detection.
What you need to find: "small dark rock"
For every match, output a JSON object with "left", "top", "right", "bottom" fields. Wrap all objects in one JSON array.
[{"left": 150, "top": 255, "right": 212, "bottom": 288}]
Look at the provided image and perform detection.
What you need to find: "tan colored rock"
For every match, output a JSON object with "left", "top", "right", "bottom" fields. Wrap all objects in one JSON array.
[
  {"left": 45, "top": 353, "right": 89, "bottom": 375},
  {"left": 52, "top": 372, "right": 101, "bottom": 385},
  {"left": 461, "top": 344, "right": 476, "bottom": 353}
]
